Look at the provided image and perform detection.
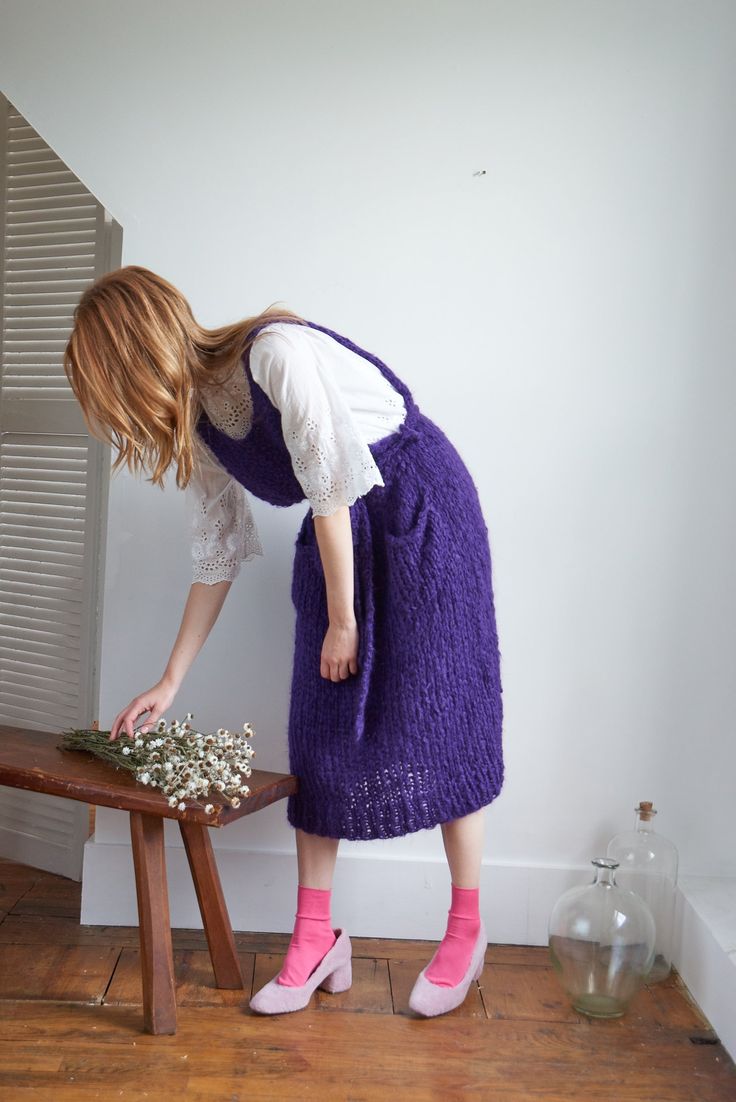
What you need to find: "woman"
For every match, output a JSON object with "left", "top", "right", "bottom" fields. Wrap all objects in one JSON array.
[{"left": 64, "top": 265, "right": 505, "bottom": 1018}]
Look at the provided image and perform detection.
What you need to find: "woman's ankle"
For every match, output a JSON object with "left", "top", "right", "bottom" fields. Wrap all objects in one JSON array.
[
  {"left": 424, "top": 884, "right": 482, "bottom": 987},
  {"left": 277, "top": 885, "right": 337, "bottom": 987}
]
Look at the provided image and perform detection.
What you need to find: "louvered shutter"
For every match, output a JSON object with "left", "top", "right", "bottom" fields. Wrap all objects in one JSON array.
[{"left": 0, "top": 94, "right": 122, "bottom": 879}]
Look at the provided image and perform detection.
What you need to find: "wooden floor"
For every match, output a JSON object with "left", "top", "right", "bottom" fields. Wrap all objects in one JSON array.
[{"left": 0, "top": 850, "right": 735, "bottom": 1101}]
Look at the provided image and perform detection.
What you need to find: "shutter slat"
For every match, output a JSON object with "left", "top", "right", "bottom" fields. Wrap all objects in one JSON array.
[
  {"left": 7, "top": 208, "right": 97, "bottom": 227},
  {"left": 8, "top": 194, "right": 95, "bottom": 213},
  {"left": 0, "top": 592, "right": 86, "bottom": 620},
  {"left": 6, "top": 240, "right": 95, "bottom": 255},
  {"left": 0, "top": 662, "right": 80, "bottom": 698},
  {"left": 0, "top": 613, "right": 83, "bottom": 641},
  {"left": 0, "top": 697, "right": 80, "bottom": 727},
  {"left": 0, "top": 640, "right": 83, "bottom": 669},
  {"left": 7, "top": 256, "right": 96, "bottom": 272}
]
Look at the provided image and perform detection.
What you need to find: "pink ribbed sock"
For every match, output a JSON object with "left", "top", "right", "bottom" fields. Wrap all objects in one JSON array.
[
  {"left": 277, "top": 885, "right": 337, "bottom": 987},
  {"left": 424, "top": 884, "right": 482, "bottom": 987}
]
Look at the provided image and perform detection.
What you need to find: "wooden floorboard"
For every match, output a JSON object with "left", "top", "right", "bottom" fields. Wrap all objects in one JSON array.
[{"left": 0, "top": 857, "right": 733, "bottom": 1101}]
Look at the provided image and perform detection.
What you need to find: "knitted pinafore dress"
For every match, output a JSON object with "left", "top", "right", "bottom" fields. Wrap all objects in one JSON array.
[{"left": 195, "top": 319, "right": 504, "bottom": 840}]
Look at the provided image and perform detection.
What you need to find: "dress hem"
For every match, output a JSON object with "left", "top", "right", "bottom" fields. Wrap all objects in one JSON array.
[{"left": 284, "top": 765, "right": 505, "bottom": 841}]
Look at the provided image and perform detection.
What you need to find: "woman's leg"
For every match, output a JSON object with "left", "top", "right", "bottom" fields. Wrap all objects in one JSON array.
[
  {"left": 439, "top": 806, "right": 485, "bottom": 887},
  {"left": 296, "top": 827, "right": 340, "bottom": 888},
  {"left": 277, "top": 828, "right": 341, "bottom": 986},
  {"left": 423, "top": 807, "right": 486, "bottom": 986}
]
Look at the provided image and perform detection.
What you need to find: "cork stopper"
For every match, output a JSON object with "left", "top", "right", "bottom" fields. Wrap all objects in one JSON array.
[{"left": 637, "top": 800, "right": 656, "bottom": 821}]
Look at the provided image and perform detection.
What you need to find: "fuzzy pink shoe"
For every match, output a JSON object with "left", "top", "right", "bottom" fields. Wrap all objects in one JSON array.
[
  {"left": 249, "top": 927, "right": 352, "bottom": 1014},
  {"left": 408, "top": 920, "right": 487, "bottom": 1017}
]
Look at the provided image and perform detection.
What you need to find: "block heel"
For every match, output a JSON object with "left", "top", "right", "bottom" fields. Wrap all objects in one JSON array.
[
  {"left": 249, "top": 928, "right": 353, "bottom": 1014},
  {"left": 319, "top": 958, "right": 352, "bottom": 993}
]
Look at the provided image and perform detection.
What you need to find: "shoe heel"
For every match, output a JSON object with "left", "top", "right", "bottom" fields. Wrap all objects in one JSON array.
[{"left": 319, "top": 959, "right": 352, "bottom": 994}]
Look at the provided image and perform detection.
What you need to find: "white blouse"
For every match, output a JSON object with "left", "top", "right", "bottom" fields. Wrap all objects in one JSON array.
[{"left": 186, "top": 321, "right": 407, "bottom": 584}]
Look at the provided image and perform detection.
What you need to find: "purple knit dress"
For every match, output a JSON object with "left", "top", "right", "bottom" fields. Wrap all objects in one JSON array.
[{"left": 195, "top": 319, "right": 504, "bottom": 840}]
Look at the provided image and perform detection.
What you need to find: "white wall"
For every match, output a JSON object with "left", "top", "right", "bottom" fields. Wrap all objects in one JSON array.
[{"left": 1, "top": 0, "right": 734, "bottom": 937}]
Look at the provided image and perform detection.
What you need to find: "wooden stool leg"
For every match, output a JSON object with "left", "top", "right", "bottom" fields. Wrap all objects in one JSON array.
[
  {"left": 178, "top": 820, "right": 243, "bottom": 989},
  {"left": 129, "top": 811, "right": 177, "bottom": 1034}
]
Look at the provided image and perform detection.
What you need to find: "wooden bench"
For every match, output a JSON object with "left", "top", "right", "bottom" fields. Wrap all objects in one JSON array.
[{"left": 0, "top": 723, "right": 298, "bottom": 1035}]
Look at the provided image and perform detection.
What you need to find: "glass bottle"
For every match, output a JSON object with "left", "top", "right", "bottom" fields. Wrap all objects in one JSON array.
[
  {"left": 606, "top": 800, "right": 678, "bottom": 983},
  {"left": 548, "top": 856, "right": 656, "bottom": 1018}
]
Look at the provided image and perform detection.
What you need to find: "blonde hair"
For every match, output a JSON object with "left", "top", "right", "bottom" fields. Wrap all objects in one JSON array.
[{"left": 63, "top": 264, "right": 308, "bottom": 489}]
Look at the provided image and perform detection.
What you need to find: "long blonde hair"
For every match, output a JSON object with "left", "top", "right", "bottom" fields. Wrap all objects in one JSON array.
[{"left": 63, "top": 264, "right": 308, "bottom": 489}]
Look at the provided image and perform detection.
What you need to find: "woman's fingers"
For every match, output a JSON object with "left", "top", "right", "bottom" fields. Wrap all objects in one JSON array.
[
  {"left": 109, "top": 712, "right": 127, "bottom": 741},
  {"left": 108, "top": 682, "right": 176, "bottom": 742},
  {"left": 333, "top": 658, "right": 354, "bottom": 681},
  {"left": 320, "top": 623, "right": 360, "bottom": 681},
  {"left": 109, "top": 701, "right": 147, "bottom": 741},
  {"left": 127, "top": 711, "right": 144, "bottom": 738},
  {"left": 320, "top": 656, "right": 346, "bottom": 681}
]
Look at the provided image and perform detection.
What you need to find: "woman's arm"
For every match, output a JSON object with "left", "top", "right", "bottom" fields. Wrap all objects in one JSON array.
[
  {"left": 314, "top": 505, "right": 359, "bottom": 682},
  {"left": 160, "top": 579, "right": 233, "bottom": 693},
  {"left": 109, "top": 579, "right": 232, "bottom": 739},
  {"left": 248, "top": 325, "right": 385, "bottom": 683}
]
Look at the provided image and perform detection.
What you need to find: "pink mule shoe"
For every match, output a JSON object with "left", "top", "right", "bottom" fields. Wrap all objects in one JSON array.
[
  {"left": 249, "top": 927, "right": 352, "bottom": 1015},
  {"left": 408, "top": 919, "right": 487, "bottom": 1017}
]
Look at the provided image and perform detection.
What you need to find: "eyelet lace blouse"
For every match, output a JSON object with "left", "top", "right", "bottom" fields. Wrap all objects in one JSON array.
[{"left": 186, "top": 321, "right": 407, "bottom": 584}]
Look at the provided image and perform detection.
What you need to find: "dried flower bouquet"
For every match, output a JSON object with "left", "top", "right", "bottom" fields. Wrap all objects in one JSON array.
[{"left": 59, "top": 712, "right": 255, "bottom": 813}]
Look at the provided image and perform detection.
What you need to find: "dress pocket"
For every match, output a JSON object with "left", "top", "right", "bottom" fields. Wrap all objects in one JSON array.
[{"left": 383, "top": 490, "right": 443, "bottom": 615}]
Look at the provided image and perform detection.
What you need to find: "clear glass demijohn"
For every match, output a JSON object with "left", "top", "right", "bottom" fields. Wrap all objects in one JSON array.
[
  {"left": 548, "top": 856, "right": 656, "bottom": 1018},
  {"left": 606, "top": 800, "right": 678, "bottom": 983}
]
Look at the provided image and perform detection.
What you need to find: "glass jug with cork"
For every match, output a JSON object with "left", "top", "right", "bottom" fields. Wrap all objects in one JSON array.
[{"left": 606, "top": 800, "right": 678, "bottom": 983}]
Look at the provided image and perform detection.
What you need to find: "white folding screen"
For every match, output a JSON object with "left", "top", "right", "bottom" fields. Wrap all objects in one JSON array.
[{"left": 0, "top": 94, "right": 121, "bottom": 879}]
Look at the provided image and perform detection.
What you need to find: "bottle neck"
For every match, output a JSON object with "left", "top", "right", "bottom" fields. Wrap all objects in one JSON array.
[
  {"left": 635, "top": 811, "right": 656, "bottom": 834},
  {"left": 592, "top": 860, "right": 618, "bottom": 886}
]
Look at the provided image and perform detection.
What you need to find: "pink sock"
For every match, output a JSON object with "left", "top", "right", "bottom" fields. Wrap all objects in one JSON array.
[
  {"left": 424, "top": 884, "right": 482, "bottom": 987},
  {"left": 277, "top": 885, "right": 337, "bottom": 987}
]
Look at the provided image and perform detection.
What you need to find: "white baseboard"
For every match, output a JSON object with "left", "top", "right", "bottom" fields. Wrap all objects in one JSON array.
[
  {"left": 80, "top": 839, "right": 736, "bottom": 1063},
  {"left": 81, "top": 835, "right": 580, "bottom": 943}
]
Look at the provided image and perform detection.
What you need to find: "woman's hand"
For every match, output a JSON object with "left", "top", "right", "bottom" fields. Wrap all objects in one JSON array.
[
  {"left": 321, "top": 617, "right": 359, "bottom": 681},
  {"left": 108, "top": 678, "right": 178, "bottom": 741}
]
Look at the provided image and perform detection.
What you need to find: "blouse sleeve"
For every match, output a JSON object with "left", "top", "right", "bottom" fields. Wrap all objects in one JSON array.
[
  {"left": 249, "top": 325, "right": 385, "bottom": 515},
  {"left": 185, "top": 436, "right": 264, "bottom": 584}
]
